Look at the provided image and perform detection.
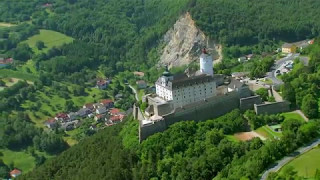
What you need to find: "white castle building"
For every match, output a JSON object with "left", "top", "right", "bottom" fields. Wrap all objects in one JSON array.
[
  {"left": 141, "top": 48, "right": 229, "bottom": 122},
  {"left": 155, "top": 49, "right": 217, "bottom": 108}
]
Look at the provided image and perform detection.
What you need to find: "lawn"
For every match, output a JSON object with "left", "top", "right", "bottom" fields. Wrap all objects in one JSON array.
[
  {"left": 280, "top": 147, "right": 320, "bottom": 178},
  {"left": 281, "top": 112, "right": 305, "bottom": 122},
  {"left": 255, "top": 125, "right": 282, "bottom": 139},
  {"left": 0, "top": 69, "right": 38, "bottom": 81},
  {"left": 226, "top": 135, "right": 240, "bottom": 142},
  {"left": 20, "top": 29, "right": 73, "bottom": 54},
  {"left": 0, "top": 149, "right": 35, "bottom": 173}
]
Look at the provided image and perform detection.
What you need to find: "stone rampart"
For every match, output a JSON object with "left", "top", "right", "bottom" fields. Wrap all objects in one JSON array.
[
  {"left": 240, "top": 95, "right": 262, "bottom": 111},
  {"left": 254, "top": 101, "right": 290, "bottom": 115},
  {"left": 139, "top": 89, "right": 252, "bottom": 141}
]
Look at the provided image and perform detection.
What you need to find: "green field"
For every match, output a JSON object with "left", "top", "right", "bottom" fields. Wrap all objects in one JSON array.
[
  {"left": 21, "top": 85, "right": 105, "bottom": 128},
  {"left": 226, "top": 135, "right": 240, "bottom": 142},
  {"left": 0, "top": 69, "right": 38, "bottom": 81},
  {"left": 281, "top": 112, "right": 305, "bottom": 122},
  {"left": 0, "top": 149, "right": 35, "bottom": 173},
  {"left": 280, "top": 147, "right": 320, "bottom": 178},
  {"left": 20, "top": 29, "right": 73, "bottom": 54},
  {"left": 255, "top": 125, "right": 282, "bottom": 139}
]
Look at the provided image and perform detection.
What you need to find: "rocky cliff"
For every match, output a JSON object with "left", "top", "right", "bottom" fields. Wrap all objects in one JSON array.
[{"left": 159, "top": 13, "right": 222, "bottom": 68}]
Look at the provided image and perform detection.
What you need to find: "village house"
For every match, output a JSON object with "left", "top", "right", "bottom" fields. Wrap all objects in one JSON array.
[
  {"left": 282, "top": 43, "right": 297, "bottom": 53},
  {"left": 0, "top": 57, "right": 13, "bottom": 64},
  {"left": 94, "top": 114, "right": 105, "bottom": 121},
  {"left": 100, "top": 99, "right": 114, "bottom": 108},
  {"left": 77, "top": 108, "right": 91, "bottom": 117},
  {"left": 93, "top": 102, "right": 103, "bottom": 109},
  {"left": 61, "top": 120, "right": 80, "bottom": 131},
  {"left": 246, "top": 54, "right": 254, "bottom": 60},
  {"left": 83, "top": 103, "right": 94, "bottom": 110},
  {"left": 136, "top": 80, "right": 147, "bottom": 89},
  {"left": 96, "top": 79, "right": 108, "bottom": 90},
  {"left": 10, "top": 169, "right": 22, "bottom": 178},
  {"left": 67, "top": 112, "right": 77, "bottom": 120},
  {"left": 109, "top": 115, "right": 123, "bottom": 124},
  {"left": 231, "top": 72, "right": 249, "bottom": 79},
  {"left": 238, "top": 56, "right": 247, "bottom": 63},
  {"left": 109, "top": 108, "right": 120, "bottom": 116},
  {"left": 96, "top": 106, "right": 107, "bottom": 114},
  {"left": 44, "top": 118, "right": 58, "bottom": 129},
  {"left": 55, "top": 113, "right": 69, "bottom": 122}
]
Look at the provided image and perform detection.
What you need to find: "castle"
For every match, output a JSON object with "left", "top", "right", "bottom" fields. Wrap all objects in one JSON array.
[{"left": 133, "top": 49, "right": 287, "bottom": 142}]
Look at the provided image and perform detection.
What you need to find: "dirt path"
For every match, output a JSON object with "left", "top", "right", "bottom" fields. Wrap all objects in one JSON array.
[
  {"left": 234, "top": 131, "right": 266, "bottom": 141},
  {"left": 294, "top": 110, "right": 309, "bottom": 122}
]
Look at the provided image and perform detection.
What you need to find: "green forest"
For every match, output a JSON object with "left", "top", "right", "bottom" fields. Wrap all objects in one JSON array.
[
  {"left": 18, "top": 110, "right": 320, "bottom": 180},
  {"left": 1, "top": 0, "right": 320, "bottom": 179}
]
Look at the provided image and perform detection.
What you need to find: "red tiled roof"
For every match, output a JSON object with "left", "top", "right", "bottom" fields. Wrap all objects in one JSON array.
[
  {"left": 46, "top": 118, "right": 56, "bottom": 124},
  {"left": 110, "top": 116, "right": 121, "bottom": 121},
  {"left": 0, "top": 58, "right": 13, "bottom": 64},
  {"left": 56, "top": 113, "right": 68, "bottom": 118},
  {"left": 10, "top": 169, "right": 22, "bottom": 176},
  {"left": 100, "top": 99, "right": 113, "bottom": 105},
  {"left": 97, "top": 80, "right": 107, "bottom": 85},
  {"left": 84, "top": 103, "right": 94, "bottom": 108},
  {"left": 110, "top": 108, "right": 120, "bottom": 115},
  {"left": 95, "top": 114, "right": 104, "bottom": 119}
]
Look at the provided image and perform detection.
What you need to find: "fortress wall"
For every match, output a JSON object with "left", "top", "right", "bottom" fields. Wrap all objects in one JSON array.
[
  {"left": 139, "top": 91, "right": 244, "bottom": 141},
  {"left": 240, "top": 95, "right": 262, "bottom": 111},
  {"left": 254, "top": 101, "right": 290, "bottom": 115},
  {"left": 139, "top": 120, "right": 167, "bottom": 141},
  {"left": 156, "top": 103, "right": 174, "bottom": 116}
]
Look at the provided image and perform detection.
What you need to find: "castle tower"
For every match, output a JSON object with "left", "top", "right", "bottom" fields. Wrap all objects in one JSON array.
[{"left": 200, "top": 48, "right": 213, "bottom": 76}]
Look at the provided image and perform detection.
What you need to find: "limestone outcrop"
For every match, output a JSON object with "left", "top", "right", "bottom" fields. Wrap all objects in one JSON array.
[{"left": 159, "top": 12, "right": 222, "bottom": 68}]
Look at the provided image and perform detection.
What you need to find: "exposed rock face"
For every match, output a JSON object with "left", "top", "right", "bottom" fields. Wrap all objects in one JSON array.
[{"left": 159, "top": 13, "right": 222, "bottom": 68}]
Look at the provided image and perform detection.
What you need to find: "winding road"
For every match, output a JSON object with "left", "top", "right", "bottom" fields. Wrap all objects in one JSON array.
[
  {"left": 260, "top": 138, "right": 320, "bottom": 180},
  {"left": 266, "top": 53, "right": 309, "bottom": 85},
  {"left": 128, "top": 85, "right": 139, "bottom": 101}
]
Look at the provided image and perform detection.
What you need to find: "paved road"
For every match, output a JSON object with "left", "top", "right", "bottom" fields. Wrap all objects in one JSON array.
[
  {"left": 128, "top": 85, "right": 139, "bottom": 101},
  {"left": 267, "top": 53, "right": 300, "bottom": 85},
  {"left": 261, "top": 138, "right": 320, "bottom": 180}
]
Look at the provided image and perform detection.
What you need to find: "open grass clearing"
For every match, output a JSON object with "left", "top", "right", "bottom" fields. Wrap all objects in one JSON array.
[
  {"left": 281, "top": 112, "right": 305, "bottom": 122},
  {"left": 0, "top": 149, "right": 35, "bottom": 173},
  {"left": 0, "top": 69, "right": 38, "bottom": 81},
  {"left": 20, "top": 29, "right": 73, "bottom": 54},
  {"left": 255, "top": 125, "right": 282, "bottom": 139},
  {"left": 279, "top": 147, "right": 320, "bottom": 178}
]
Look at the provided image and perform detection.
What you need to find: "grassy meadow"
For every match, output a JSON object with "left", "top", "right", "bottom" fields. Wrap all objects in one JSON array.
[
  {"left": 20, "top": 29, "right": 73, "bottom": 54},
  {"left": 280, "top": 147, "right": 320, "bottom": 178}
]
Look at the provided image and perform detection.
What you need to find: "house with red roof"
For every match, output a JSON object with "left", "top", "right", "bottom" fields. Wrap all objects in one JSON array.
[
  {"left": 94, "top": 114, "right": 105, "bottom": 121},
  {"left": 100, "top": 99, "right": 114, "bottom": 108},
  {"left": 44, "top": 118, "right": 58, "bottom": 129},
  {"left": 83, "top": 103, "right": 94, "bottom": 110},
  {"left": 109, "top": 108, "right": 120, "bottom": 115},
  {"left": 55, "top": 113, "right": 69, "bottom": 122},
  {"left": 10, "top": 169, "right": 22, "bottom": 178},
  {"left": 96, "top": 79, "right": 108, "bottom": 89}
]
